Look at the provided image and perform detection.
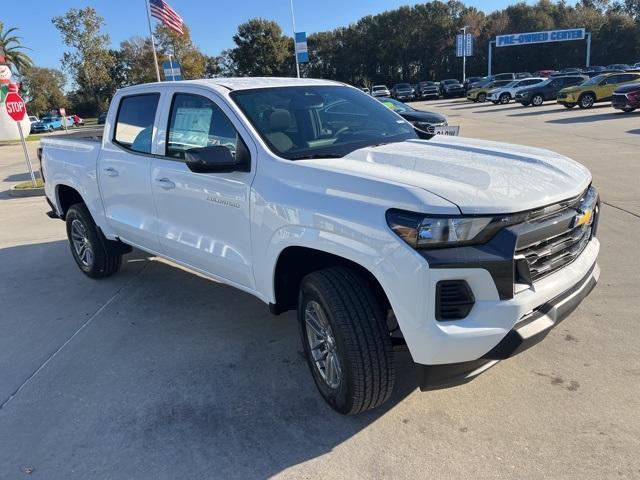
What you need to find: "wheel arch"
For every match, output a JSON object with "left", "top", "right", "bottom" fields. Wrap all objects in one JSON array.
[
  {"left": 56, "top": 183, "right": 86, "bottom": 219},
  {"left": 578, "top": 90, "right": 596, "bottom": 100},
  {"left": 270, "top": 246, "right": 391, "bottom": 317}
]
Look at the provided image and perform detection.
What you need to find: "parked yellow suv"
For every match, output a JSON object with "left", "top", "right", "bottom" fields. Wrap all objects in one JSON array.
[
  {"left": 466, "top": 80, "right": 512, "bottom": 102},
  {"left": 557, "top": 71, "right": 640, "bottom": 109}
]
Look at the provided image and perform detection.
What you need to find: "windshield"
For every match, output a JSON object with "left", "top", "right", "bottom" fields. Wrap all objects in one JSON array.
[
  {"left": 420, "top": 81, "right": 435, "bottom": 86},
  {"left": 442, "top": 79, "right": 458, "bottom": 85},
  {"left": 231, "top": 86, "right": 418, "bottom": 160},
  {"left": 372, "top": 86, "right": 386, "bottom": 91},
  {"left": 377, "top": 97, "right": 415, "bottom": 113},
  {"left": 395, "top": 83, "right": 411, "bottom": 89},
  {"left": 582, "top": 74, "right": 606, "bottom": 86}
]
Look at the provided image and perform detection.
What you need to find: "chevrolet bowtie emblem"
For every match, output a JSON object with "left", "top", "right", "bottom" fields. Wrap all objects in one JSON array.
[{"left": 573, "top": 209, "right": 593, "bottom": 228}]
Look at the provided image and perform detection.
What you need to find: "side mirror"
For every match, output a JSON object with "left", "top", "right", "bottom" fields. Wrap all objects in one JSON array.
[{"left": 185, "top": 142, "right": 250, "bottom": 173}]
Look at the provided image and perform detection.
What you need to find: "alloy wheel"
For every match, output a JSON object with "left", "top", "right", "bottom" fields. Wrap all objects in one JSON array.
[
  {"left": 70, "top": 219, "right": 94, "bottom": 267},
  {"left": 304, "top": 300, "right": 342, "bottom": 389},
  {"left": 580, "top": 94, "right": 595, "bottom": 108}
]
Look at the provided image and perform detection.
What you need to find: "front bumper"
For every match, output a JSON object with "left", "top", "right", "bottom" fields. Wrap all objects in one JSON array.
[
  {"left": 416, "top": 260, "right": 599, "bottom": 389},
  {"left": 612, "top": 97, "right": 639, "bottom": 110}
]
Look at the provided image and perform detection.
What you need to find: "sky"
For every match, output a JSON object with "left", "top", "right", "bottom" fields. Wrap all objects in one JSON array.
[{"left": 2, "top": 0, "right": 530, "bottom": 70}]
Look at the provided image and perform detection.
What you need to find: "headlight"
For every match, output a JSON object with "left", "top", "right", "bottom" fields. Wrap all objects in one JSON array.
[
  {"left": 386, "top": 210, "right": 508, "bottom": 248},
  {"left": 520, "top": 91, "right": 530, "bottom": 97}
]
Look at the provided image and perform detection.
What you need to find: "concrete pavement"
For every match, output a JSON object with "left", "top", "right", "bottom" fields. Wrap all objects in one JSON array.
[{"left": 0, "top": 101, "right": 639, "bottom": 479}]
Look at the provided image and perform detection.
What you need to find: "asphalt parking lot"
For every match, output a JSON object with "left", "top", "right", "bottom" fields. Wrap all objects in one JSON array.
[{"left": 1, "top": 99, "right": 639, "bottom": 479}]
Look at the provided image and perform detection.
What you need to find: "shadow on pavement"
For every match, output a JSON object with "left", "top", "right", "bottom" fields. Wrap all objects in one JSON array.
[
  {"left": 0, "top": 240, "right": 418, "bottom": 479},
  {"left": 472, "top": 104, "right": 523, "bottom": 114},
  {"left": 3, "top": 172, "right": 42, "bottom": 183},
  {"left": 507, "top": 104, "right": 610, "bottom": 117},
  {"left": 546, "top": 111, "right": 629, "bottom": 124},
  {"left": 627, "top": 128, "right": 640, "bottom": 135}
]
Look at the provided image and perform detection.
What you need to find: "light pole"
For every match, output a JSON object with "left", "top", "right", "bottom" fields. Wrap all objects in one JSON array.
[
  {"left": 290, "top": 0, "right": 300, "bottom": 78},
  {"left": 460, "top": 26, "right": 469, "bottom": 83}
]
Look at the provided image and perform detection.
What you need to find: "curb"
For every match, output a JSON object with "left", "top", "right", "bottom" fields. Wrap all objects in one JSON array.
[{"left": 10, "top": 185, "right": 45, "bottom": 198}]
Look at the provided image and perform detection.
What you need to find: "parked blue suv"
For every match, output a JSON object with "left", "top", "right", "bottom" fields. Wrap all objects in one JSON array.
[{"left": 31, "top": 116, "right": 63, "bottom": 133}]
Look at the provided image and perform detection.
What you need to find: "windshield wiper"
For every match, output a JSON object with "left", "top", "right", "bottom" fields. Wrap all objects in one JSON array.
[{"left": 288, "top": 153, "right": 344, "bottom": 160}]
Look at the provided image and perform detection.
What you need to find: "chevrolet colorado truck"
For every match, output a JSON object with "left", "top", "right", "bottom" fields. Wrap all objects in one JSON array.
[{"left": 40, "top": 78, "right": 600, "bottom": 415}]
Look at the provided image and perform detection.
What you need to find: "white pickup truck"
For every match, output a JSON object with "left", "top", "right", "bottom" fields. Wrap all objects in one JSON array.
[{"left": 40, "top": 78, "right": 600, "bottom": 414}]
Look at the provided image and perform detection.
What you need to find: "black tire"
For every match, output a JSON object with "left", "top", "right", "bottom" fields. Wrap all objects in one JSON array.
[
  {"left": 531, "top": 94, "right": 544, "bottom": 107},
  {"left": 298, "top": 267, "right": 394, "bottom": 415},
  {"left": 621, "top": 107, "right": 636, "bottom": 113},
  {"left": 65, "top": 203, "right": 123, "bottom": 278},
  {"left": 499, "top": 93, "right": 510, "bottom": 104},
  {"left": 477, "top": 92, "right": 486, "bottom": 102},
  {"left": 579, "top": 93, "right": 595, "bottom": 109}
]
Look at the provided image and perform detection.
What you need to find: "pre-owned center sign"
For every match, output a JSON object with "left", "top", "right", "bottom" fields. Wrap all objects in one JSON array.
[
  {"left": 496, "top": 28, "right": 585, "bottom": 47},
  {"left": 488, "top": 27, "right": 591, "bottom": 76}
]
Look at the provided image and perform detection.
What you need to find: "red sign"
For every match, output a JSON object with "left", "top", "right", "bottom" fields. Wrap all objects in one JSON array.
[{"left": 5, "top": 92, "right": 26, "bottom": 122}]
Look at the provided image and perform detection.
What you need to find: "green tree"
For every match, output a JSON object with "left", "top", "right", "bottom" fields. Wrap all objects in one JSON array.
[
  {"left": 22, "top": 67, "right": 66, "bottom": 116},
  {"left": 229, "top": 19, "right": 292, "bottom": 76},
  {"left": 118, "top": 36, "right": 158, "bottom": 85},
  {"left": 0, "top": 22, "right": 33, "bottom": 73},
  {"left": 52, "top": 7, "right": 115, "bottom": 113},
  {"left": 154, "top": 24, "right": 206, "bottom": 79}
]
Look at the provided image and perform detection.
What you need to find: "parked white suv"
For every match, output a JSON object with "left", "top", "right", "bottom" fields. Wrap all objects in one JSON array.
[
  {"left": 371, "top": 84, "right": 391, "bottom": 97},
  {"left": 40, "top": 78, "right": 600, "bottom": 414},
  {"left": 487, "top": 78, "right": 546, "bottom": 104}
]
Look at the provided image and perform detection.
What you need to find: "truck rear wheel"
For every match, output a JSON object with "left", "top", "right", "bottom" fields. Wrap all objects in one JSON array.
[
  {"left": 298, "top": 267, "right": 394, "bottom": 415},
  {"left": 66, "top": 203, "right": 122, "bottom": 278}
]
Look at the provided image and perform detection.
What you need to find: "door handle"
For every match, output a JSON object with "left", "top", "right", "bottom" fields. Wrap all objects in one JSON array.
[
  {"left": 154, "top": 177, "right": 175, "bottom": 190},
  {"left": 103, "top": 167, "right": 119, "bottom": 177}
]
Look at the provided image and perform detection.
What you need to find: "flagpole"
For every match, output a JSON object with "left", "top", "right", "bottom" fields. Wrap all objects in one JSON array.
[
  {"left": 145, "top": 0, "right": 162, "bottom": 82},
  {"left": 289, "top": 0, "right": 300, "bottom": 78}
]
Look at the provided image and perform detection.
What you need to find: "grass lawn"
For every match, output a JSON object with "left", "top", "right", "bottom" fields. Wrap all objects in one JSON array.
[
  {"left": 14, "top": 178, "right": 44, "bottom": 189},
  {"left": 0, "top": 135, "right": 40, "bottom": 146}
]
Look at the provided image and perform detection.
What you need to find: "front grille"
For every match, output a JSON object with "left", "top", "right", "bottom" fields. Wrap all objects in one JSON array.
[
  {"left": 515, "top": 188, "right": 598, "bottom": 284},
  {"left": 611, "top": 93, "right": 627, "bottom": 104},
  {"left": 516, "top": 224, "right": 593, "bottom": 283}
]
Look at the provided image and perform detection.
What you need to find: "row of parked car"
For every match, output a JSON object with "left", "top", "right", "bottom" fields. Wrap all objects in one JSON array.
[
  {"left": 365, "top": 80, "right": 467, "bottom": 101},
  {"left": 466, "top": 69, "right": 640, "bottom": 112},
  {"left": 29, "top": 114, "right": 84, "bottom": 134}
]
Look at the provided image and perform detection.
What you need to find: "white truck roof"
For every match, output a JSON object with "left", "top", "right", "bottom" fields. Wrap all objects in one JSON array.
[{"left": 115, "top": 77, "right": 343, "bottom": 96}]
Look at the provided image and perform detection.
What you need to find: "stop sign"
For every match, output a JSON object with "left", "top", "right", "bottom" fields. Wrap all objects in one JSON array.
[{"left": 5, "top": 92, "right": 26, "bottom": 122}]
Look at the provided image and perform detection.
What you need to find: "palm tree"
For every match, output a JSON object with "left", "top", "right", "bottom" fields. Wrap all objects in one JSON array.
[{"left": 0, "top": 23, "right": 33, "bottom": 73}]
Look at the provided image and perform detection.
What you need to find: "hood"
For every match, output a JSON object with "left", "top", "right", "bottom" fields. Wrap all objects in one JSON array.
[
  {"left": 615, "top": 82, "right": 640, "bottom": 93},
  {"left": 400, "top": 111, "right": 447, "bottom": 124},
  {"left": 301, "top": 137, "right": 591, "bottom": 215},
  {"left": 560, "top": 85, "right": 583, "bottom": 94}
]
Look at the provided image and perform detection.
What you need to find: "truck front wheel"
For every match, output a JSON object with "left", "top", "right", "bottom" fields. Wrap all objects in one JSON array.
[
  {"left": 298, "top": 267, "right": 395, "bottom": 414},
  {"left": 66, "top": 203, "right": 122, "bottom": 278}
]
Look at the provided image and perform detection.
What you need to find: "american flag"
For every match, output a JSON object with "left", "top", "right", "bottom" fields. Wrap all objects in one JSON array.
[{"left": 149, "top": 0, "right": 184, "bottom": 35}]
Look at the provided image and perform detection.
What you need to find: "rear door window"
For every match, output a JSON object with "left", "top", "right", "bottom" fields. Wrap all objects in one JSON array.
[{"left": 113, "top": 94, "right": 160, "bottom": 154}]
